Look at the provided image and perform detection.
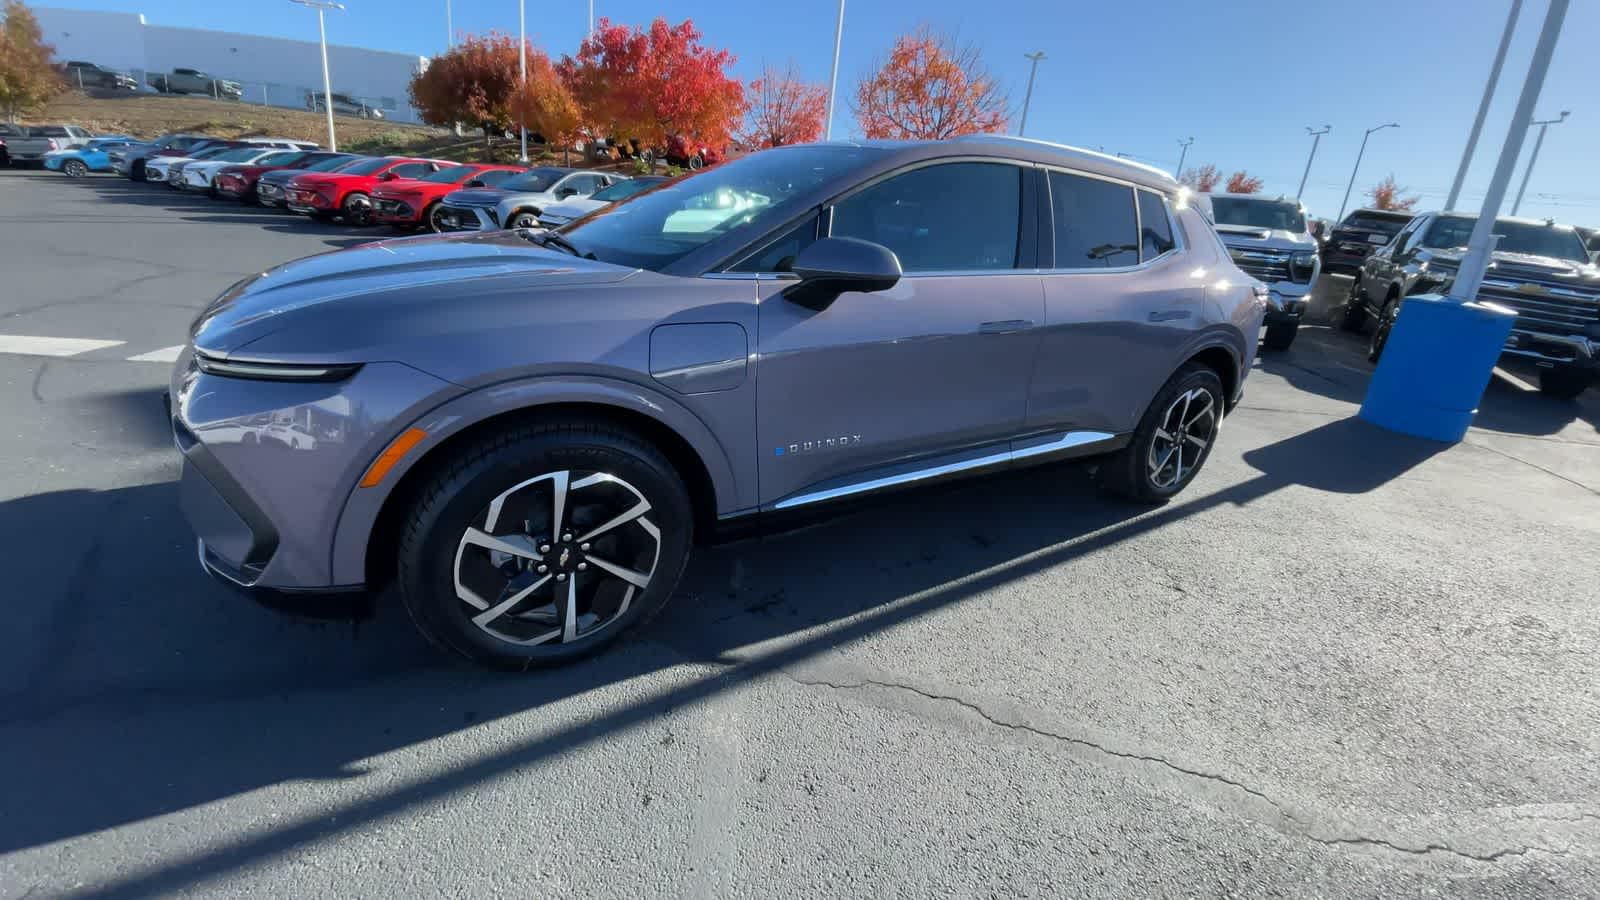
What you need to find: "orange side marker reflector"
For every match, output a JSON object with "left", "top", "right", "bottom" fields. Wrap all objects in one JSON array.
[{"left": 360, "top": 428, "right": 428, "bottom": 488}]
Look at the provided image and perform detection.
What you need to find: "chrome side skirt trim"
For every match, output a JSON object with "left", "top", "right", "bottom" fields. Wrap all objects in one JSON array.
[{"left": 773, "top": 430, "right": 1118, "bottom": 511}]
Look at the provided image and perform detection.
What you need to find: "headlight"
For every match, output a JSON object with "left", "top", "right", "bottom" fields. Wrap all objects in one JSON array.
[
  {"left": 1290, "top": 251, "right": 1317, "bottom": 283},
  {"left": 196, "top": 352, "right": 360, "bottom": 382}
]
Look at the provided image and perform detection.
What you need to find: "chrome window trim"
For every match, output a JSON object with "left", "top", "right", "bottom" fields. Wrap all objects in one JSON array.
[{"left": 1040, "top": 166, "right": 1186, "bottom": 275}]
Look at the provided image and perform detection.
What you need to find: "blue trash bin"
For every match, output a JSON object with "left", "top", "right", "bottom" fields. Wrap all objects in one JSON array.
[{"left": 1359, "top": 293, "right": 1516, "bottom": 443}]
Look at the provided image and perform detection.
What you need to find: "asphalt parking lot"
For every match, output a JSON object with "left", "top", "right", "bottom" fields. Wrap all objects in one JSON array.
[{"left": 1, "top": 167, "right": 1598, "bottom": 898}]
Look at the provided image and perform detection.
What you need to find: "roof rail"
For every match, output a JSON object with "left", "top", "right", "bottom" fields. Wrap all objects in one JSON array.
[{"left": 948, "top": 133, "right": 1177, "bottom": 184}]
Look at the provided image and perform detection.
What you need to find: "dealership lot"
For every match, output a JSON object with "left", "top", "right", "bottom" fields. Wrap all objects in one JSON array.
[{"left": 1, "top": 167, "right": 1598, "bottom": 897}]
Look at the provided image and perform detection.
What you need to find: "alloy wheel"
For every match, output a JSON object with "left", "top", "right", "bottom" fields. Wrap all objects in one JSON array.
[
  {"left": 343, "top": 193, "right": 372, "bottom": 226},
  {"left": 453, "top": 469, "right": 660, "bottom": 647},
  {"left": 1369, "top": 300, "right": 1396, "bottom": 362},
  {"left": 63, "top": 160, "right": 87, "bottom": 178},
  {"left": 1147, "top": 387, "right": 1217, "bottom": 490},
  {"left": 510, "top": 212, "right": 539, "bottom": 229},
  {"left": 427, "top": 204, "right": 450, "bottom": 233}
]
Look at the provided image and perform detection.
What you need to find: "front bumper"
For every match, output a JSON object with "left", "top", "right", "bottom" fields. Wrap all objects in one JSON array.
[
  {"left": 284, "top": 188, "right": 333, "bottom": 214},
  {"left": 256, "top": 182, "right": 286, "bottom": 206},
  {"left": 1264, "top": 281, "right": 1314, "bottom": 324},
  {"left": 372, "top": 197, "right": 421, "bottom": 224},
  {"left": 1500, "top": 328, "right": 1599, "bottom": 371},
  {"left": 439, "top": 205, "right": 497, "bottom": 231},
  {"left": 181, "top": 169, "right": 214, "bottom": 191}
]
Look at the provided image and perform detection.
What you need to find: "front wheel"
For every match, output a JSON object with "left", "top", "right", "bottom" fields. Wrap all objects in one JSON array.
[
  {"left": 1538, "top": 367, "right": 1592, "bottom": 400},
  {"left": 1369, "top": 297, "right": 1398, "bottom": 363},
  {"left": 1098, "top": 363, "right": 1224, "bottom": 504},
  {"left": 1340, "top": 278, "right": 1368, "bottom": 332},
  {"left": 341, "top": 192, "right": 373, "bottom": 226},
  {"left": 508, "top": 210, "right": 540, "bottom": 229},
  {"left": 424, "top": 201, "right": 449, "bottom": 233},
  {"left": 62, "top": 159, "right": 88, "bottom": 178},
  {"left": 397, "top": 420, "right": 694, "bottom": 669},
  {"left": 1262, "top": 321, "right": 1299, "bottom": 351}
]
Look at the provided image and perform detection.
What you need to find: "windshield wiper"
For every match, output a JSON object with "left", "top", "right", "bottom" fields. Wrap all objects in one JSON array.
[{"left": 521, "top": 229, "right": 582, "bottom": 257}]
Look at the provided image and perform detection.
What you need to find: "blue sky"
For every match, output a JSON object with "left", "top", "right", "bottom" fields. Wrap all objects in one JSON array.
[{"left": 40, "top": 0, "right": 1600, "bottom": 224}]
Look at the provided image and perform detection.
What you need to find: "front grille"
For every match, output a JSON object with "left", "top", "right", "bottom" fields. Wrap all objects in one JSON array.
[
  {"left": 1478, "top": 278, "right": 1600, "bottom": 338},
  {"left": 1228, "top": 246, "right": 1291, "bottom": 283},
  {"left": 258, "top": 183, "right": 283, "bottom": 199},
  {"left": 440, "top": 207, "right": 481, "bottom": 230}
]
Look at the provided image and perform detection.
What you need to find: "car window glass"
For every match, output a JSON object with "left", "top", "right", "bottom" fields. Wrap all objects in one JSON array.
[
  {"left": 389, "top": 163, "right": 432, "bottom": 179},
  {"left": 1137, "top": 190, "right": 1177, "bottom": 261},
  {"left": 1402, "top": 217, "right": 1431, "bottom": 253},
  {"left": 730, "top": 213, "right": 820, "bottom": 273},
  {"left": 1050, "top": 171, "right": 1138, "bottom": 268},
  {"left": 831, "top": 162, "right": 1021, "bottom": 272}
]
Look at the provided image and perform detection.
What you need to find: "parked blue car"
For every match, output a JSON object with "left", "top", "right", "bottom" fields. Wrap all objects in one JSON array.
[{"left": 44, "top": 136, "right": 139, "bottom": 177}]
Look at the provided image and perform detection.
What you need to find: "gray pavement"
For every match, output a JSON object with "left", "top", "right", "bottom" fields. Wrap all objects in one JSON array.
[{"left": 1, "top": 167, "right": 1597, "bottom": 898}]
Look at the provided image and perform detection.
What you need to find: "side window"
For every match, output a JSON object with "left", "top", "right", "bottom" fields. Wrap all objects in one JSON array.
[
  {"left": 1049, "top": 171, "right": 1138, "bottom": 268},
  {"left": 1137, "top": 190, "right": 1177, "bottom": 261},
  {"left": 830, "top": 162, "right": 1021, "bottom": 272},
  {"left": 389, "top": 163, "right": 431, "bottom": 179},
  {"left": 730, "top": 213, "right": 820, "bottom": 273}
]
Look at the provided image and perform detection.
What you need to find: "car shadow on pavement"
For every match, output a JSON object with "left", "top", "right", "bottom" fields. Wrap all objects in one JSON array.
[{"left": 0, "top": 414, "right": 1443, "bottom": 896}]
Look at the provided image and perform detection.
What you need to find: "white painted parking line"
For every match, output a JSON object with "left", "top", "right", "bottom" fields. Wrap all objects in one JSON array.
[
  {"left": 126, "top": 345, "right": 184, "bottom": 363},
  {"left": 0, "top": 334, "right": 125, "bottom": 357}
]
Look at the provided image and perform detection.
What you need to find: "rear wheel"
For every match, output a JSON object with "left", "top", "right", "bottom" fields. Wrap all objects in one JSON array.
[
  {"left": 1538, "top": 367, "right": 1591, "bottom": 400},
  {"left": 341, "top": 191, "right": 373, "bottom": 226},
  {"left": 62, "top": 159, "right": 88, "bottom": 178},
  {"left": 1098, "top": 363, "right": 1224, "bottom": 504},
  {"left": 397, "top": 420, "right": 693, "bottom": 669}
]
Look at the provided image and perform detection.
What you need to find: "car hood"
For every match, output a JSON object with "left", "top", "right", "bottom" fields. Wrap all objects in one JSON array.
[
  {"left": 1424, "top": 248, "right": 1600, "bottom": 281},
  {"left": 191, "top": 231, "right": 642, "bottom": 360},
  {"left": 1214, "top": 224, "right": 1317, "bottom": 251},
  {"left": 443, "top": 187, "right": 512, "bottom": 208}
]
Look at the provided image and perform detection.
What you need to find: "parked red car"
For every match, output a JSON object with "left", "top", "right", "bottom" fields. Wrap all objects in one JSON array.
[
  {"left": 283, "top": 156, "right": 457, "bottom": 225},
  {"left": 213, "top": 150, "right": 354, "bottom": 202},
  {"left": 371, "top": 163, "right": 526, "bottom": 232}
]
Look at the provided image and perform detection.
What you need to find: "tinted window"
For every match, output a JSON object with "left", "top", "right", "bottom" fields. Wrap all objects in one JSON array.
[
  {"left": 389, "top": 163, "right": 434, "bottom": 179},
  {"left": 339, "top": 157, "right": 393, "bottom": 176},
  {"left": 475, "top": 169, "right": 521, "bottom": 187},
  {"left": 1050, "top": 171, "right": 1138, "bottom": 268},
  {"left": 303, "top": 154, "right": 357, "bottom": 172},
  {"left": 591, "top": 178, "right": 655, "bottom": 202},
  {"left": 1138, "top": 190, "right": 1176, "bottom": 261},
  {"left": 1421, "top": 215, "right": 1590, "bottom": 262},
  {"left": 1340, "top": 212, "right": 1411, "bottom": 235},
  {"left": 502, "top": 168, "right": 570, "bottom": 192},
  {"left": 29, "top": 126, "right": 71, "bottom": 137},
  {"left": 419, "top": 166, "right": 479, "bottom": 184},
  {"left": 831, "top": 162, "right": 1021, "bottom": 272},
  {"left": 1211, "top": 197, "right": 1307, "bottom": 233},
  {"left": 731, "top": 213, "right": 819, "bottom": 273}
]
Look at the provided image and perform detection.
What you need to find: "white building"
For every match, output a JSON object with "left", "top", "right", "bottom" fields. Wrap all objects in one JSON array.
[{"left": 31, "top": 6, "right": 429, "bottom": 123}]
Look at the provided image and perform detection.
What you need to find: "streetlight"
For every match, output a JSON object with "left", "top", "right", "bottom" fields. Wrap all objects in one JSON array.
[
  {"left": 445, "top": 0, "right": 452, "bottom": 48},
  {"left": 1337, "top": 122, "right": 1398, "bottom": 222},
  {"left": 824, "top": 0, "right": 844, "bottom": 140},
  {"left": 1175, "top": 136, "right": 1193, "bottom": 178},
  {"left": 1017, "top": 51, "right": 1046, "bottom": 137},
  {"left": 1296, "top": 125, "right": 1330, "bottom": 202},
  {"left": 1511, "top": 110, "right": 1569, "bottom": 215},
  {"left": 518, "top": 0, "right": 528, "bottom": 163},
  {"left": 290, "top": 0, "right": 343, "bottom": 153}
]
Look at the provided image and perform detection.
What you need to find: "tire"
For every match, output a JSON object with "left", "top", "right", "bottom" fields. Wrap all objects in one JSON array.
[
  {"left": 62, "top": 159, "right": 88, "bottom": 178},
  {"left": 1262, "top": 321, "right": 1299, "bottom": 351},
  {"left": 1098, "top": 363, "right": 1225, "bottom": 504},
  {"left": 424, "top": 201, "right": 448, "bottom": 233},
  {"left": 508, "top": 209, "right": 540, "bottom": 229},
  {"left": 129, "top": 160, "right": 145, "bottom": 181},
  {"left": 687, "top": 153, "right": 704, "bottom": 170},
  {"left": 397, "top": 420, "right": 694, "bottom": 669},
  {"left": 1538, "top": 367, "right": 1591, "bottom": 400},
  {"left": 1368, "top": 296, "right": 1398, "bottom": 363},
  {"left": 1340, "top": 277, "right": 1368, "bottom": 332},
  {"left": 341, "top": 192, "right": 373, "bottom": 226}
]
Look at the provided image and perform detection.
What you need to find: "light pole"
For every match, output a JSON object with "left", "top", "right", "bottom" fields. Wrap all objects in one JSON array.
[
  {"left": 1511, "top": 110, "right": 1569, "bottom": 215},
  {"left": 290, "top": 0, "right": 343, "bottom": 153},
  {"left": 824, "top": 0, "right": 844, "bottom": 140},
  {"left": 589, "top": 0, "right": 594, "bottom": 36},
  {"left": 1017, "top": 51, "right": 1046, "bottom": 137},
  {"left": 1337, "top": 122, "right": 1398, "bottom": 222},
  {"left": 445, "top": 0, "right": 452, "bottom": 47},
  {"left": 1447, "top": 0, "right": 1521, "bottom": 212},
  {"left": 518, "top": 0, "right": 528, "bottom": 163},
  {"left": 1175, "top": 136, "right": 1193, "bottom": 178},
  {"left": 1296, "top": 124, "right": 1330, "bottom": 202}
]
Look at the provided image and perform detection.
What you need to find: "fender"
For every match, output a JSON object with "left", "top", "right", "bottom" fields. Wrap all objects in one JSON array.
[{"left": 327, "top": 373, "right": 744, "bottom": 586}]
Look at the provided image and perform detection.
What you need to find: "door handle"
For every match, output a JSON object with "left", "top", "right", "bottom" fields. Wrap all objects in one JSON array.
[
  {"left": 1147, "top": 310, "right": 1192, "bottom": 322},
  {"left": 978, "top": 320, "right": 1034, "bottom": 334}
]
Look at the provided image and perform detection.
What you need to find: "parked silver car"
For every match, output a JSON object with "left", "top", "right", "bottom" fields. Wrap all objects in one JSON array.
[
  {"left": 170, "top": 137, "right": 1263, "bottom": 668},
  {"left": 148, "top": 67, "right": 242, "bottom": 99},
  {"left": 533, "top": 175, "right": 667, "bottom": 229},
  {"left": 439, "top": 167, "right": 622, "bottom": 230},
  {"left": 308, "top": 91, "right": 384, "bottom": 119},
  {"left": 1200, "top": 193, "right": 1320, "bottom": 350}
]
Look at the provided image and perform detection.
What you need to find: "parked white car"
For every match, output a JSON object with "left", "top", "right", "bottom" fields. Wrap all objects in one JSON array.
[
  {"left": 180, "top": 147, "right": 305, "bottom": 193},
  {"left": 530, "top": 175, "right": 665, "bottom": 228},
  {"left": 439, "top": 167, "right": 622, "bottom": 231}
]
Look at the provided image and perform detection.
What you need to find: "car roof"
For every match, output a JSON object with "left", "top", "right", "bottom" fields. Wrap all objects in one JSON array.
[
  {"left": 823, "top": 135, "right": 1181, "bottom": 193},
  {"left": 1345, "top": 208, "right": 1413, "bottom": 219},
  {"left": 1208, "top": 192, "right": 1302, "bottom": 203}
]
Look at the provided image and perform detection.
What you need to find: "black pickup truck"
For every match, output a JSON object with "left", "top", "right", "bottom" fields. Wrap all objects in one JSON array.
[
  {"left": 1321, "top": 208, "right": 1414, "bottom": 275},
  {"left": 1345, "top": 211, "right": 1600, "bottom": 398}
]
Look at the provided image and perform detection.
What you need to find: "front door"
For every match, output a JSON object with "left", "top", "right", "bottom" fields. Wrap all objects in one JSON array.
[{"left": 752, "top": 160, "right": 1045, "bottom": 507}]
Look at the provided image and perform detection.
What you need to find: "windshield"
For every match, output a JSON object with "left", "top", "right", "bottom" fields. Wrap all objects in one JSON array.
[
  {"left": 1422, "top": 215, "right": 1591, "bottom": 262},
  {"left": 213, "top": 148, "right": 265, "bottom": 162},
  {"left": 590, "top": 178, "right": 663, "bottom": 203},
  {"left": 254, "top": 151, "right": 303, "bottom": 167},
  {"left": 474, "top": 168, "right": 522, "bottom": 187},
  {"left": 337, "top": 157, "right": 393, "bottom": 176},
  {"left": 1211, "top": 197, "right": 1308, "bottom": 233},
  {"left": 499, "top": 168, "right": 569, "bottom": 192},
  {"left": 191, "top": 146, "right": 236, "bottom": 160},
  {"left": 1340, "top": 212, "right": 1411, "bottom": 235},
  {"left": 418, "top": 166, "right": 480, "bottom": 184},
  {"left": 28, "top": 126, "right": 71, "bottom": 137},
  {"left": 305, "top": 155, "right": 359, "bottom": 172},
  {"left": 562, "top": 146, "right": 879, "bottom": 271}
]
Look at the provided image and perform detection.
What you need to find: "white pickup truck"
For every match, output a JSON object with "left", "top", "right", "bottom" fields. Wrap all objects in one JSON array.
[{"left": 6, "top": 124, "right": 93, "bottom": 167}]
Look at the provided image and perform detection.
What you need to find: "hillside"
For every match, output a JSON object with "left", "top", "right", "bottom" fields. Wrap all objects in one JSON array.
[{"left": 22, "top": 91, "right": 443, "bottom": 147}]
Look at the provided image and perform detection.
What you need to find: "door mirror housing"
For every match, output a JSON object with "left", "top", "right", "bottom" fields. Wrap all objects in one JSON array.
[
  {"left": 782, "top": 237, "right": 902, "bottom": 310},
  {"left": 379, "top": 171, "right": 398, "bottom": 181}
]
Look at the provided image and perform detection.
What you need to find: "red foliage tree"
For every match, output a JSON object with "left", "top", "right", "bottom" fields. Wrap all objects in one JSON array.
[
  {"left": 1180, "top": 164, "right": 1223, "bottom": 192},
  {"left": 508, "top": 49, "right": 582, "bottom": 163},
  {"left": 853, "top": 27, "right": 1007, "bottom": 139},
  {"left": 1225, "top": 170, "right": 1263, "bottom": 194},
  {"left": 408, "top": 33, "right": 521, "bottom": 146},
  {"left": 738, "top": 62, "right": 827, "bottom": 148},
  {"left": 1366, "top": 174, "right": 1419, "bottom": 211},
  {"left": 559, "top": 18, "right": 744, "bottom": 155}
]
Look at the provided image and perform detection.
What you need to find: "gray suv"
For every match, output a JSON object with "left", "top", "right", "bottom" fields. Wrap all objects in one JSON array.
[{"left": 170, "top": 137, "right": 1264, "bottom": 668}]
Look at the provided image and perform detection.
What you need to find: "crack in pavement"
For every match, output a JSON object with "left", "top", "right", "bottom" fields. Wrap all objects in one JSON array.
[
  {"left": 1462, "top": 439, "right": 1600, "bottom": 497},
  {"left": 784, "top": 673, "right": 1580, "bottom": 866}
]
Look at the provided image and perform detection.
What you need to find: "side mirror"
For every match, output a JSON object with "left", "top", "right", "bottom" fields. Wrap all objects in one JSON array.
[
  {"left": 782, "top": 237, "right": 902, "bottom": 311},
  {"left": 464, "top": 179, "right": 486, "bottom": 188},
  {"left": 556, "top": 188, "right": 577, "bottom": 198},
  {"left": 379, "top": 171, "right": 398, "bottom": 181}
]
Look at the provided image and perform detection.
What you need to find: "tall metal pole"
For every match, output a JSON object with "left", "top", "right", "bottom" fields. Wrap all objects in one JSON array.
[
  {"left": 589, "top": 0, "right": 594, "bottom": 36},
  {"left": 1446, "top": 0, "right": 1522, "bottom": 212},
  {"left": 291, "top": 1, "right": 344, "bottom": 152},
  {"left": 446, "top": 0, "right": 453, "bottom": 47},
  {"left": 1338, "top": 122, "right": 1397, "bottom": 222},
  {"left": 1296, "top": 125, "right": 1330, "bottom": 202},
  {"left": 518, "top": 0, "right": 528, "bottom": 163},
  {"left": 824, "top": 0, "right": 844, "bottom": 140},
  {"left": 1017, "top": 52, "right": 1046, "bottom": 137},
  {"left": 1511, "top": 110, "right": 1568, "bottom": 215},
  {"left": 1174, "top": 136, "right": 1193, "bottom": 178},
  {"left": 1451, "top": 0, "right": 1569, "bottom": 304}
]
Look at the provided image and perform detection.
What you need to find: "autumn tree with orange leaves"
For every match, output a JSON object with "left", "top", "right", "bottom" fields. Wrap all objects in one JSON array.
[
  {"left": 1366, "top": 174, "right": 1419, "bottom": 212},
  {"left": 408, "top": 33, "right": 521, "bottom": 147},
  {"left": 738, "top": 62, "right": 827, "bottom": 148},
  {"left": 854, "top": 28, "right": 1007, "bottom": 139},
  {"left": 508, "top": 49, "right": 582, "bottom": 163},
  {"left": 559, "top": 18, "right": 744, "bottom": 155},
  {"left": 1180, "top": 164, "right": 1223, "bottom": 192},
  {"left": 1225, "top": 170, "right": 1263, "bottom": 194}
]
